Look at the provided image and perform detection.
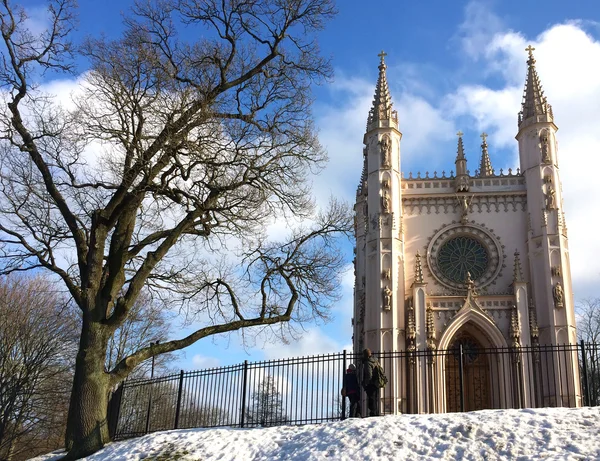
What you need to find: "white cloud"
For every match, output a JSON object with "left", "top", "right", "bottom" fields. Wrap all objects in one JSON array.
[
  {"left": 448, "top": 21, "right": 600, "bottom": 291},
  {"left": 456, "top": 0, "right": 505, "bottom": 61},
  {"left": 262, "top": 328, "right": 347, "bottom": 360},
  {"left": 192, "top": 354, "right": 220, "bottom": 369}
]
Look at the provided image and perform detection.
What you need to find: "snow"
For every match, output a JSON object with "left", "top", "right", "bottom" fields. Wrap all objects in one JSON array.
[{"left": 31, "top": 407, "right": 600, "bottom": 460}]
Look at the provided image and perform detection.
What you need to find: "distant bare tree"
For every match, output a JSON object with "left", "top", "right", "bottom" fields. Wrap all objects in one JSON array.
[
  {"left": 0, "top": 275, "right": 77, "bottom": 461},
  {"left": 105, "top": 293, "right": 178, "bottom": 380},
  {"left": 0, "top": 0, "right": 345, "bottom": 458},
  {"left": 577, "top": 298, "right": 600, "bottom": 343},
  {"left": 246, "top": 376, "right": 288, "bottom": 427}
]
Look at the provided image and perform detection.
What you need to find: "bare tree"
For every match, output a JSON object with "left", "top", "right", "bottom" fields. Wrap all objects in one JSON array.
[
  {"left": 246, "top": 376, "right": 288, "bottom": 427},
  {"left": 577, "top": 298, "right": 600, "bottom": 343},
  {"left": 0, "top": 0, "right": 346, "bottom": 458},
  {"left": 0, "top": 275, "right": 78, "bottom": 461}
]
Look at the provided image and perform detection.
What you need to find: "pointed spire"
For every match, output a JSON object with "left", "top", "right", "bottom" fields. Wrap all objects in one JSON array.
[
  {"left": 513, "top": 249, "right": 524, "bottom": 283},
  {"left": 455, "top": 131, "right": 469, "bottom": 192},
  {"left": 414, "top": 251, "right": 424, "bottom": 284},
  {"left": 455, "top": 131, "right": 465, "bottom": 161},
  {"left": 519, "top": 45, "right": 553, "bottom": 127},
  {"left": 478, "top": 132, "right": 493, "bottom": 177},
  {"left": 367, "top": 51, "right": 398, "bottom": 130}
]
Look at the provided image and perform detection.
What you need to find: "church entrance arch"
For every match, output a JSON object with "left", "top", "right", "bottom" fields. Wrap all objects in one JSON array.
[{"left": 445, "top": 327, "right": 492, "bottom": 412}]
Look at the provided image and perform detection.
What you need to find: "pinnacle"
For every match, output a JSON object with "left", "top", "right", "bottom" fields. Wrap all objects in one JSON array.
[
  {"left": 455, "top": 131, "right": 465, "bottom": 161},
  {"left": 519, "top": 46, "right": 553, "bottom": 126},
  {"left": 414, "top": 251, "right": 424, "bottom": 284},
  {"left": 479, "top": 132, "right": 493, "bottom": 177},
  {"left": 513, "top": 249, "right": 524, "bottom": 283},
  {"left": 367, "top": 51, "right": 398, "bottom": 129}
]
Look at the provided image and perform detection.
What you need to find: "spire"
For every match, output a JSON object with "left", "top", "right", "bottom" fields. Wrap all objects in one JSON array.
[
  {"left": 455, "top": 131, "right": 469, "bottom": 192},
  {"left": 455, "top": 131, "right": 465, "bottom": 161},
  {"left": 513, "top": 249, "right": 524, "bottom": 283},
  {"left": 478, "top": 132, "right": 493, "bottom": 177},
  {"left": 413, "top": 251, "right": 424, "bottom": 284},
  {"left": 367, "top": 51, "right": 398, "bottom": 130},
  {"left": 518, "top": 45, "right": 553, "bottom": 127},
  {"left": 529, "top": 299, "right": 539, "bottom": 341}
]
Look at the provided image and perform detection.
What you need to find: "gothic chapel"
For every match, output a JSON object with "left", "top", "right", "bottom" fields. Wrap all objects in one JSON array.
[{"left": 352, "top": 48, "right": 580, "bottom": 414}]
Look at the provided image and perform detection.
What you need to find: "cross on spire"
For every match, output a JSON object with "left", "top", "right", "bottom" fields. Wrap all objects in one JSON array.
[
  {"left": 456, "top": 131, "right": 464, "bottom": 137},
  {"left": 480, "top": 132, "right": 488, "bottom": 143},
  {"left": 378, "top": 50, "right": 387, "bottom": 64},
  {"left": 525, "top": 45, "right": 535, "bottom": 57}
]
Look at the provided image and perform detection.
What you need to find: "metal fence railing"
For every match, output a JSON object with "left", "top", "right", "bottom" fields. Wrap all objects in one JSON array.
[{"left": 108, "top": 341, "right": 600, "bottom": 440}]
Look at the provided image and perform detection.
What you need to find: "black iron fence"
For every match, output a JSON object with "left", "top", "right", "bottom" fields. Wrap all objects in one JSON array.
[{"left": 109, "top": 341, "right": 600, "bottom": 440}]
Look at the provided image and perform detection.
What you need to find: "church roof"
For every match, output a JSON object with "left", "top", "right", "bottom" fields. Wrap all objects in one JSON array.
[
  {"left": 367, "top": 51, "right": 398, "bottom": 130},
  {"left": 519, "top": 46, "right": 553, "bottom": 127}
]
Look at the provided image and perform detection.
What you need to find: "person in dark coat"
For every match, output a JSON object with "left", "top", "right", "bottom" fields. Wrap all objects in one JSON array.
[
  {"left": 362, "top": 348, "right": 380, "bottom": 417},
  {"left": 342, "top": 363, "right": 361, "bottom": 418}
]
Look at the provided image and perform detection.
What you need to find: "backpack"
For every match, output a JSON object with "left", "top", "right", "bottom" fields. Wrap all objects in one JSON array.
[{"left": 372, "top": 361, "right": 388, "bottom": 388}]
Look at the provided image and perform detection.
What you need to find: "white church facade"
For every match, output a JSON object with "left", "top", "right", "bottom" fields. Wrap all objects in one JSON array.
[{"left": 352, "top": 48, "right": 581, "bottom": 414}]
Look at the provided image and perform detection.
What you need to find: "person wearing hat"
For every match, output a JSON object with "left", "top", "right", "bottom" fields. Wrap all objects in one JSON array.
[{"left": 341, "top": 363, "right": 361, "bottom": 417}]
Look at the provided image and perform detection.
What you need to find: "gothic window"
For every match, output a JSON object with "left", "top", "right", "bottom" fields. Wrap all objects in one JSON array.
[
  {"left": 426, "top": 223, "right": 503, "bottom": 290},
  {"left": 437, "top": 236, "right": 489, "bottom": 284}
]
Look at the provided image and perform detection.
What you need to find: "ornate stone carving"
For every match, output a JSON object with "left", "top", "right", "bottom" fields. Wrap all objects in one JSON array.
[
  {"left": 402, "top": 194, "right": 527, "bottom": 216},
  {"left": 382, "top": 286, "right": 392, "bottom": 310},
  {"left": 529, "top": 299, "right": 539, "bottom": 341},
  {"left": 551, "top": 266, "right": 561, "bottom": 278},
  {"left": 465, "top": 271, "right": 478, "bottom": 297},
  {"left": 510, "top": 304, "right": 521, "bottom": 349},
  {"left": 406, "top": 299, "right": 416, "bottom": 357},
  {"left": 553, "top": 281, "right": 564, "bottom": 309},
  {"left": 382, "top": 268, "right": 391, "bottom": 280},
  {"left": 380, "top": 134, "right": 391, "bottom": 168},
  {"left": 426, "top": 303, "right": 436, "bottom": 352}
]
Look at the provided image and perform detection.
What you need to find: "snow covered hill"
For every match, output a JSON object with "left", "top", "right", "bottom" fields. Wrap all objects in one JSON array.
[{"left": 32, "top": 407, "right": 600, "bottom": 460}]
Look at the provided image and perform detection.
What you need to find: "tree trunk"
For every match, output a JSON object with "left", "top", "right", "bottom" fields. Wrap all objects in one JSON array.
[{"left": 64, "top": 319, "right": 111, "bottom": 460}]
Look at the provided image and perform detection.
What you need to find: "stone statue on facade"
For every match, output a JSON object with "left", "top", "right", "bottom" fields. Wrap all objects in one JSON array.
[
  {"left": 380, "top": 135, "right": 391, "bottom": 167},
  {"left": 540, "top": 131, "right": 551, "bottom": 163},
  {"left": 382, "top": 190, "right": 391, "bottom": 214},
  {"left": 383, "top": 286, "right": 392, "bottom": 310},
  {"left": 546, "top": 185, "right": 557, "bottom": 210},
  {"left": 553, "top": 281, "right": 564, "bottom": 308}
]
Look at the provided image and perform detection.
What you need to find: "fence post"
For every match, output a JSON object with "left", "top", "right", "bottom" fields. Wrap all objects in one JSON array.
[
  {"left": 341, "top": 350, "right": 347, "bottom": 421},
  {"left": 240, "top": 360, "right": 249, "bottom": 428},
  {"left": 174, "top": 370, "right": 185, "bottom": 429},
  {"left": 145, "top": 381, "right": 153, "bottom": 434},
  {"left": 458, "top": 344, "right": 465, "bottom": 412},
  {"left": 580, "top": 340, "right": 591, "bottom": 406}
]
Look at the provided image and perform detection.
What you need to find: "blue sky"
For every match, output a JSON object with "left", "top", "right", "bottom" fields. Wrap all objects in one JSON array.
[{"left": 16, "top": 0, "right": 600, "bottom": 371}]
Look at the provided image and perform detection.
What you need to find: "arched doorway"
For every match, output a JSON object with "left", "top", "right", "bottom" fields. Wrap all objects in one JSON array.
[{"left": 445, "top": 331, "right": 491, "bottom": 412}]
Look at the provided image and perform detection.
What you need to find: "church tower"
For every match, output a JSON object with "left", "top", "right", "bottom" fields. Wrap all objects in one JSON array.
[
  {"left": 516, "top": 46, "right": 577, "bottom": 348},
  {"left": 353, "top": 52, "right": 404, "bottom": 407}
]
